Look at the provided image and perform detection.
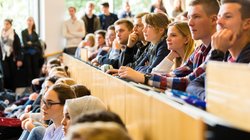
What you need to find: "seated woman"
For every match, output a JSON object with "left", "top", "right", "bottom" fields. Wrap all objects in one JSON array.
[
  {"left": 61, "top": 96, "right": 107, "bottom": 136},
  {"left": 133, "top": 12, "right": 170, "bottom": 73},
  {"left": 88, "top": 30, "right": 107, "bottom": 61},
  {"left": 152, "top": 21, "right": 194, "bottom": 74},
  {"left": 74, "top": 33, "right": 96, "bottom": 60},
  {"left": 36, "top": 83, "right": 76, "bottom": 140}
]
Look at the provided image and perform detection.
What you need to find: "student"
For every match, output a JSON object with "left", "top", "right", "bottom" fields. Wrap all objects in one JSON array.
[
  {"left": 63, "top": 7, "right": 86, "bottom": 55},
  {"left": 118, "top": 0, "right": 219, "bottom": 91},
  {"left": 118, "top": 1, "right": 134, "bottom": 19},
  {"left": 0, "top": 18, "right": 23, "bottom": 92},
  {"left": 107, "top": 12, "right": 150, "bottom": 75},
  {"left": 74, "top": 33, "right": 96, "bottom": 60},
  {"left": 117, "top": 12, "right": 171, "bottom": 75},
  {"left": 150, "top": 0, "right": 167, "bottom": 14},
  {"left": 21, "top": 16, "right": 43, "bottom": 82},
  {"left": 96, "top": 19, "right": 134, "bottom": 69},
  {"left": 89, "top": 30, "right": 107, "bottom": 62},
  {"left": 152, "top": 21, "right": 195, "bottom": 74},
  {"left": 81, "top": 1, "right": 101, "bottom": 34},
  {"left": 61, "top": 96, "right": 107, "bottom": 136},
  {"left": 186, "top": 0, "right": 250, "bottom": 100},
  {"left": 122, "top": 12, "right": 150, "bottom": 67},
  {"left": 99, "top": 2, "right": 118, "bottom": 30},
  {"left": 41, "top": 83, "right": 76, "bottom": 140}
]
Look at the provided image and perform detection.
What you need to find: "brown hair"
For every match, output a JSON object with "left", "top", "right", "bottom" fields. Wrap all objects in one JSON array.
[
  {"left": 114, "top": 19, "right": 134, "bottom": 31},
  {"left": 4, "top": 18, "right": 13, "bottom": 25},
  {"left": 135, "top": 12, "right": 150, "bottom": 19},
  {"left": 48, "top": 83, "right": 76, "bottom": 104},
  {"left": 143, "top": 12, "right": 170, "bottom": 36},
  {"left": 94, "top": 30, "right": 106, "bottom": 39},
  {"left": 68, "top": 6, "right": 76, "bottom": 11},
  {"left": 221, "top": 0, "right": 250, "bottom": 19},
  {"left": 189, "top": 0, "right": 220, "bottom": 16}
]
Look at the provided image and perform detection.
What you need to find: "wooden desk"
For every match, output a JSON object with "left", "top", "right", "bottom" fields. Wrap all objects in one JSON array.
[{"left": 63, "top": 54, "right": 206, "bottom": 140}]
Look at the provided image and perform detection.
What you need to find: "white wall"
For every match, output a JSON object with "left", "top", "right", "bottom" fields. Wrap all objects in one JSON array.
[{"left": 40, "top": 0, "right": 66, "bottom": 55}]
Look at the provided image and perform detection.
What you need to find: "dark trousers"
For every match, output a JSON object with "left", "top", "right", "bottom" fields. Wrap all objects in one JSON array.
[{"left": 2, "top": 56, "right": 17, "bottom": 92}]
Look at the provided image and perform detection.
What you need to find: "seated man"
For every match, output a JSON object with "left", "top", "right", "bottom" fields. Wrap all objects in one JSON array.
[{"left": 186, "top": 0, "right": 250, "bottom": 100}]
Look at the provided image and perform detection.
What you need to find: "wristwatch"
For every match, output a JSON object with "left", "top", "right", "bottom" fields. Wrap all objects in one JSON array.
[
  {"left": 144, "top": 73, "right": 152, "bottom": 85},
  {"left": 210, "top": 49, "right": 225, "bottom": 61}
]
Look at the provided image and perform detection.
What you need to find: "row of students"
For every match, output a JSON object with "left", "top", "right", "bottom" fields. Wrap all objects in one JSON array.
[
  {"left": 15, "top": 57, "right": 132, "bottom": 140},
  {"left": 74, "top": 0, "right": 250, "bottom": 103}
]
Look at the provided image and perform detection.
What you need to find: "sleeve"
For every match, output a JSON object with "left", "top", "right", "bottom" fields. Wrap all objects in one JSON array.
[
  {"left": 14, "top": 33, "right": 23, "bottom": 61},
  {"left": 62, "top": 22, "right": 75, "bottom": 39},
  {"left": 145, "top": 44, "right": 169, "bottom": 73},
  {"left": 151, "top": 57, "right": 174, "bottom": 74},
  {"left": 98, "top": 53, "right": 119, "bottom": 69},
  {"left": 32, "top": 32, "right": 41, "bottom": 48},
  {"left": 148, "top": 61, "right": 207, "bottom": 91},
  {"left": 126, "top": 47, "right": 148, "bottom": 69},
  {"left": 21, "top": 30, "right": 30, "bottom": 47},
  {"left": 186, "top": 73, "right": 206, "bottom": 101},
  {"left": 121, "top": 46, "right": 138, "bottom": 66},
  {"left": 95, "top": 16, "right": 101, "bottom": 30},
  {"left": 69, "top": 21, "right": 86, "bottom": 38}
]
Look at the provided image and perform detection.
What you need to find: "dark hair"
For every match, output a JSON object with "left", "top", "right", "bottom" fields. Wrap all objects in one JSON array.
[
  {"left": 189, "top": 0, "right": 220, "bottom": 16},
  {"left": 94, "top": 30, "right": 106, "bottom": 38},
  {"left": 47, "top": 58, "right": 61, "bottom": 66},
  {"left": 107, "top": 25, "right": 115, "bottom": 31},
  {"left": 101, "top": 2, "right": 109, "bottom": 7},
  {"left": 71, "top": 84, "right": 91, "bottom": 97},
  {"left": 221, "top": 0, "right": 250, "bottom": 19},
  {"left": 48, "top": 83, "right": 75, "bottom": 104},
  {"left": 46, "top": 75, "right": 61, "bottom": 84},
  {"left": 72, "top": 110, "right": 127, "bottom": 131},
  {"left": 4, "top": 18, "right": 13, "bottom": 25},
  {"left": 114, "top": 19, "right": 134, "bottom": 31}
]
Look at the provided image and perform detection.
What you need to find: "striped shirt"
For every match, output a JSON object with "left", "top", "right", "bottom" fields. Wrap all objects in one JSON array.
[{"left": 148, "top": 43, "right": 211, "bottom": 91}]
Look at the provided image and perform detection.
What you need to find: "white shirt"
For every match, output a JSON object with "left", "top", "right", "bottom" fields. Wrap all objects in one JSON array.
[{"left": 63, "top": 18, "right": 86, "bottom": 48}]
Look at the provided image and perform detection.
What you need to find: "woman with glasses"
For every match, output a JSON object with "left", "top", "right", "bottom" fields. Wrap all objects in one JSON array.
[{"left": 41, "top": 83, "right": 76, "bottom": 140}]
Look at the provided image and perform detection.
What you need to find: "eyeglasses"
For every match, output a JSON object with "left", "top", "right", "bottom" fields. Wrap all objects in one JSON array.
[{"left": 42, "top": 99, "right": 62, "bottom": 109}]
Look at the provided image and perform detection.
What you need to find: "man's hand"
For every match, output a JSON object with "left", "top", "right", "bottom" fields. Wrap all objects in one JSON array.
[
  {"left": 127, "top": 32, "right": 139, "bottom": 48},
  {"left": 211, "top": 29, "right": 237, "bottom": 53}
]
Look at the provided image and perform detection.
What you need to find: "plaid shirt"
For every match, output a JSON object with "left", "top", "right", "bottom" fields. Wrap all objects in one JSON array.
[{"left": 148, "top": 43, "right": 211, "bottom": 91}]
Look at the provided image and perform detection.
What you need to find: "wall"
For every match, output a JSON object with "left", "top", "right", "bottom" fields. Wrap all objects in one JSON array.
[{"left": 40, "top": 0, "right": 66, "bottom": 55}]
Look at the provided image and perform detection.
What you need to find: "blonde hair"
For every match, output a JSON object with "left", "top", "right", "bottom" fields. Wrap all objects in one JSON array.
[
  {"left": 66, "top": 122, "right": 132, "bottom": 140},
  {"left": 168, "top": 21, "right": 195, "bottom": 68},
  {"left": 85, "top": 33, "right": 95, "bottom": 47}
]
